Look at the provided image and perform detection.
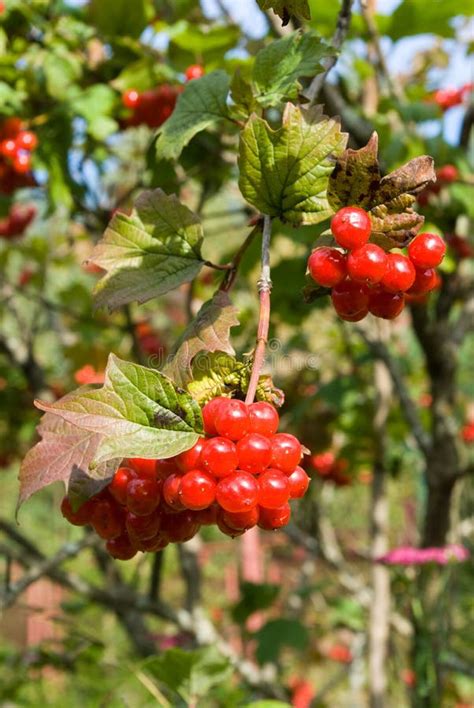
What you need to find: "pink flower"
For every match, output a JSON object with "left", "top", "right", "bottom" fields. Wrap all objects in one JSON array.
[{"left": 376, "top": 544, "right": 469, "bottom": 566}]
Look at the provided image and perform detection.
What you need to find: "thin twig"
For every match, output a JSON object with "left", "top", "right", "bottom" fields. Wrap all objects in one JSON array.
[
  {"left": 360, "top": 0, "right": 404, "bottom": 103},
  {"left": 219, "top": 223, "right": 261, "bottom": 293},
  {"left": 245, "top": 215, "right": 272, "bottom": 404}
]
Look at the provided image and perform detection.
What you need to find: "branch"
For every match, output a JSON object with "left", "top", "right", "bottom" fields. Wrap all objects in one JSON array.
[
  {"left": 219, "top": 223, "right": 261, "bottom": 293},
  {"left": 360, "top": 0, "right": 404, "bottom": 103},
  {"left": 245, "top": 215, "right": 272, "bottom": 404},
  {"left": 303, "top": 0, "right": 354, "bottom": 102}
]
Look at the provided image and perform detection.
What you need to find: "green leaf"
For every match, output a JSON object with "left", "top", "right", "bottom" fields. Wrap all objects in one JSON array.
[
  {"left": 254, "top": 618, "right": 309, "bottom": 664},
  {"left": 231, "top": 582, "right": 280, "bottom": 625},
  {"left": 239, "top": 103, "right": 347, "bottom": 225},
  {"left": 35, "top": 354, "right": 202, "bottom": 466},
  {"left": 247, "top": 703, "right": 291, "bottom": 708},
  {"left": 327, "top": 132, "right": 436, "bottom": 248},
  {"left": 89, "top": 189, "right": 204, "bottom": 310},
  {"left": 70, "top": 85, "right": 118, "bottom": 140},
  {"left": 386, "top": 0, "right": 473, "bottom": 40},
  {"left": 164, "top": 292, "right": 240, "bottom": 388},
  {"left": 155, "top": 71, "right": 230, "bottom": 161},
  {"left": 257, "top": 0, "right": 311, "bottom": 25},
  {"left": 89, "top": 0, "right": 150, "bottom": 38},
  {"left": 145, "top": 647, "right": 233, "bottom": 704},
  {"left": 43, "top": 49, "right": 82, "bottom": 100},
  {"left": 253, "top": 30, "right": 334, "bottom": 107},
  {"left": 0, "top": 81, "right": 25, "bottom": 113},
  {"left": 169, "top": 22, "right": 240, "bottom": 55}
]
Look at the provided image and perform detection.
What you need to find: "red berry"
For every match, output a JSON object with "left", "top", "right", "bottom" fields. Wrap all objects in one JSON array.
[
  {"left": 270, "top": 433, "right": 302, "bottom": 474},
  {"left": 122, "top": 89, "right": 140, "bottom": 108},
  {"left": 162, "top": 473, "right": 184, "bottom": 511},
  {"left": 108, "top": 466, "right": 136, "bottom": 505},
  {"left": 185, "top": 64, "right": 205, "bottom": 81},
  {"left": 106, "top": 534, "right": 137, "bottom": 560},
  {"left": 216, "top": 471, "right": 259, "bottom": 513},
  {"left": 236, "top": 433, "right": 272, "bottom": 474},
  {"left": 156, "top": 458, "right": 179, "bottom": 480},
  {"left": 202, "top": 396, "right": 228, "bottom": 436},
  {"left": 200, "top": 437, "right": 238, "bottom": 477},
  {"left": 60, "top": 496, "right": 95, "bottom": 526},
  {"left": 258, "top": 469, "right": 290, "bottom": 508},
  {"left": 368, "top": 289, "right": 405, "bottom": 320},
  {"left": 12, "top": 150, "right": 31, "bottom": 174},
  {"left": 408, "top": 233, "right": 446, "bottom": 269},
  {"left": 216, "top": 511, "right": 245, "bottom": 537},
  {"left": 288, "top": 466, "right": 310, "bottom": 498},
  {"left": 331, "top": 206, "right": 372, "bottom": 250},
  {"left": 16, "top": 131, "right": 38, "bottom": 151},
  {"left": 222, "top": 506, "right": 260, "bottom": 531},
  {"left": 248, "top": 402, "right": 279, "bottom": 437},
  {"left": 0, "top": 139, "right": 17, "bottom": 159},
  {"left": 179, "top": 469, "right": 216, "bottom": 510},
  {"left": 91, "top": 499, "right": 125, "bottom": 540},
  {"left": 128, "top": 457, "right": 158, "bottom": 480},
  {"left": 214, "top": 399, "right": 250, "bottom": 441},
  {"left": 126, "top": 511, "right": 161, "bottom": 540},
  {"left": 406, "top": 267, "right": 438, "bottom": 296},
  {"left": 136, "top": 533, "right": 169, "bottom": 552},
  {"left": 126, "top": 478, "right": 160, "bottom": 516},
  {"left": 175, "top": 438, "right": 205, "bottom": 472},
  {"left": 195, "top": 505, "right": 218, "bottom": 525},
  {"left": 308, "top": 247, "right": 346, "bottom": 288},
  {"left": 310, "top": 451, "right": 335, "bottom": 476},
  {"left": 331, "top": 279, "right": 369, "bottom": 320},
  {"left": 436, "top": 165, "right": 458, "bottom": 183},
  {"left": 347, "top": 244, "right": 388, "bottom": 285},
  {"left": 258, "top": 503, "right": 291, "bottom": 530},
  {"left": 161, "top": 510, "right": 200, "bottom": 543},
  {"left": 381, "top": 253, "right": 416, "bottom": 293}
]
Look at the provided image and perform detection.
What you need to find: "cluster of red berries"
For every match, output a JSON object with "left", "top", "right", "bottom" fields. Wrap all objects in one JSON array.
[
  {"left": 308, "top": 206, "right": 446, "bottom": 321},
  {"left": 0, "top": 118, "right": 37, "bottom": 194},
  {"left": 122, "top": 85, "right": 182, "bottom": 128},
  {"left": 417, "top": 164, "right": 459, "bottom": 206},
  {"left": 0, "top": 202, "right": 36, "bottom": 239},
  {"left": 429, "top": 83, "right": 473, "bottom": 111},
  {"left": 310, "top": 451, "right": 350, "bottom": 486},
  {"left": 461, "top": 421, "right": 474, "bottom": 444},
  {"left": 60, "top": 399, "right": 310, "bottom": 560}
]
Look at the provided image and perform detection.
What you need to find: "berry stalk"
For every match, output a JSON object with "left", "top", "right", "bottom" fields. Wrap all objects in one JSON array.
[{"left": 245, "top": 215, "right": 272, "bottom": 405}]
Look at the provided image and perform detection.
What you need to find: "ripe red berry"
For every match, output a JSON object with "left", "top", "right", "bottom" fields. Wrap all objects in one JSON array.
[
  {"left": 216, "top": 511, "right": 245, "bottom": 537},
  {"left": 179, "top": 469, "right": 216, "bottom": 510},
  {"left": 122, "top": 89, "right": 140, "bottom": 108},
  {"left": 162, "top": 473, "right": 184, "bottom": 511},
  {"left": 347, "top": 244, "right": 388, "bottom": 284},
  {"left": 185, "top": 64, "right": 205, "bottom": 81},
  {"left": 408, "top": 233, "right": 446, "bottom": 269},
  {"left": 331, "top": 279, "right": 369, "bottom": 321},
  {"left": 368, "top": 289, "right": 405, "bottom": 320},
  {"left": 126, "top": 478, "right": 160, "bottom": 516},
  {"left": 109, "top": 466, "right": 136, "bottom": 505},
  {"left": 216, "top": 471, "right": 259, "bottom": 513},
  {"left": 155, "top": 458, "right": 179, "bottom": 480},
  {"left": 236, "top": 433, "right": 272, "bottom": 474},
  {"left": 308, "top": 247, "right": 346, "bottom": 287},
  {"left": 202, "top": 396, "right": 228, "bottom": 436},
  {"left": 381, "top": 253, "right": 416, "bottom": 293},
  {"left": 436, "top": 165, "right": 458, "bottom": 183},
  {"left": 128, "top": 457, "right": 158, "bottom": 480},
  {"left": 288, "top": 466, "right": 310, "bottom": 498},
  {"left": 161, "top": 510, "right": 200, "bottom": 543},
  {"left": 258, "top": 469, "right": 290, "bottom": 508},
  {"left": 200, "top": 437, "right": 238, "bottom": 477},
  {"left": 222, "top": 506, "right": 260, "bottom": 531},
  {"left": 258, "top": 503, "right": 291, "bottom": 530},
  {"left": 195, "top": 505, "right": 218, "bottom": 525},
  {"left": 136, "top": 533, "right": 169, "bottom": 552},
  {"left": 331, "top": 206, "right": 372, "bottom": 250},
  {"left": 12, "top": 150, "right": 31, "bottom": 173},
  {"left": 60, "top": 496, "right": 95, "bottom": 526},
  {"left": 270, "top": 433, "right": 302, "bottom": 474},
  {"left": 16, "top": 131, "right": 38, "bottom": 151},
  {"left": 406, "top": 267, "right": 438, "bottom": 296},
  {"left": 126, "top": 511, "right": 161, "bottom": 540},
  {"left": 106, "top": 534, "right": 137, "bottom": 560},
  {"left": 214, "top": 399, "right": 250, "bottom": 441},
  {"left": 175, "top": 438, "right": 205, "bottom": 472},
  {"left": 0, "top": 139, "right": 17, "bottom": 159},
  {"left": 248, "top": 401, "right": 279, "bottom": 437},
  {"left": 91, "top": 499, "right": 125, "bottom": 539},
  {"left": 310, "top": 451, "right": 335, "bottom": 476}
]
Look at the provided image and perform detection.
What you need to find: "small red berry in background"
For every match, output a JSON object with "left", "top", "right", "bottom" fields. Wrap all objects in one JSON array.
[
  {"left": 122, "top": 89, "right": 140, "bottom": 109},
  {"left": 308, "top": 247, "right": 346, "bottom": 287},
  {"left": 185, "top": 64, "right": 205, "bottom": 81},
  {"left": 436, "top": 164, "right": 458, "bottom": 183},
  {"left": 331, "top": 206, "right": 372, "bottom": 250}
]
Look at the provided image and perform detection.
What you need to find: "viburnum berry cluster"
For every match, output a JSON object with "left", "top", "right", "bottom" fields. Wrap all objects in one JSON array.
[
  {"left": 430, "top": 83, "right": 472, "bottom": 111},
  {"left": 122, "top": 84, "right": 182, "bottom": 128},
  {"left": 308, "top": 206, "right": 446, "bottom": 321},
  {"left": 60, "top": 399, "right": 310, "bottom": 560},
  {"left": 0, "top": 202, "right": 36, "bottom": 239},
  {"left": 0, "top": 118, "right": 37, "bottom": 194},
  {"left": 310, "top": 451, "right": 350, "bottom": 486}
]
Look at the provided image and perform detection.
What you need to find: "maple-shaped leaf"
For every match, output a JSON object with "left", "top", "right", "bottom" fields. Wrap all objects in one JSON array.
[
  {"left": 88, "top": 189, "right": 204, "bottom": 310},
  {"left": 257, "top": 0, "right": 311, "bottom": 25},
  {"left": 18, "top": 410, "right": 119, "bottom": 512},
  {"left": 327, "top": 132, "right": 436, "bottom": 248},
  {"left": 34, "top": 354, "right": 202, "bottom": 467},
  {"left": 239, "top": 103, "right": 347, "bottom": 226},
  {"left": 164, "top": 292, "right": 240, "bottom": 388}
]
